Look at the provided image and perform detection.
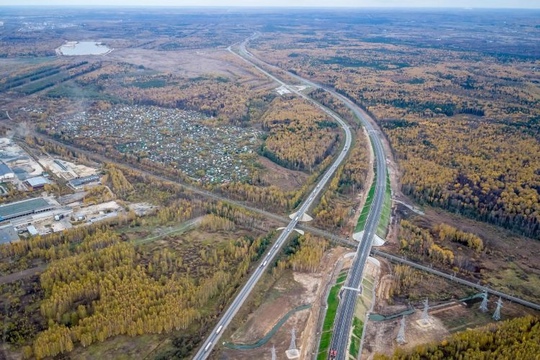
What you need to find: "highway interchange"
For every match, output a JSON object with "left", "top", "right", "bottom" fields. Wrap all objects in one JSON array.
[{"left": 7, "top": 34, "right": 537, "bottom": 359}]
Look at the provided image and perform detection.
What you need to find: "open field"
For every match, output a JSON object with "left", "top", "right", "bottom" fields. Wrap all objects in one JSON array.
[
  {"left": 362, "top": 258, "right": 540, "bottom": 359},
  {"left": 384, "top": 205, "right": 540, "bottom": 303}
]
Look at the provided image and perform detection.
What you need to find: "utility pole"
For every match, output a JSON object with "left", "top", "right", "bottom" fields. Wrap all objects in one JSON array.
[{"left": 289, "top": 328, "right": 297, "bottom": 351}]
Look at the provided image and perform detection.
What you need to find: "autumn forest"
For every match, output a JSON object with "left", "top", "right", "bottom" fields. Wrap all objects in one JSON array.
[{"left": 0, "top": 6, "right": 538, "bottom": 360}]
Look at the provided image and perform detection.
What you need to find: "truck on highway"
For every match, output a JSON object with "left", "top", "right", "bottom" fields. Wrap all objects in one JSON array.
[{"left": 204, "top": 342, "right": 212, "bottom": 352}]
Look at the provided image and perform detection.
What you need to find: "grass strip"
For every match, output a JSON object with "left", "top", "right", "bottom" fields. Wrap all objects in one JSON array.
[
  {"left": 375, "top": 172, "right": 392, "bottom": 238},
  {"left": 318, "top": 281, "right": 343, "bottom": 358},
  {"left": 348, "top": 317, "right": 363, "bottom": 358},
  {"left": 355, "top": 175, "right": 377, "bottom": 232}
]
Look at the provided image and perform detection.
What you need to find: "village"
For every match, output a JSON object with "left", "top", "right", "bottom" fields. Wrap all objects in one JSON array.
[{"left": 47, "top": 105, "right": 263, "bottom": 183}]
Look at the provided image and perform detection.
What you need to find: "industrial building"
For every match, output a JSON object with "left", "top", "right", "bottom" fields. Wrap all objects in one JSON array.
[
  {"left": 27, "top": 225, "right": 39, "bottom": 236},
  {"left": 0, "top": 198, "right": 55, "bottom": 222},
  {"left": 0, "top": 162, "right": 15, "bottom": 182},
  {"left": 68, "top": 174, "right": 101, "bottom": 190},
  {"left": 25, "top": 176, "right": 50, "bottom": 189}
]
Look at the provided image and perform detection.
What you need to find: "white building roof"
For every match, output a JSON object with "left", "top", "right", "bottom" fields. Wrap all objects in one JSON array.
[{"left": 26, "top": 176, "right": 50, "bottom": 187}]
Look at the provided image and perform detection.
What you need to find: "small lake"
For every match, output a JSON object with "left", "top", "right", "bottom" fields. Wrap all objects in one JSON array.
[{"left": 57, "top": 41, "right": 111, "bottom": 56}]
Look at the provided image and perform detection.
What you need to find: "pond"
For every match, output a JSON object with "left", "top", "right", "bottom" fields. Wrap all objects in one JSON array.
[{"left": 57, "top": 41, "right": 111, "bottom": 56}]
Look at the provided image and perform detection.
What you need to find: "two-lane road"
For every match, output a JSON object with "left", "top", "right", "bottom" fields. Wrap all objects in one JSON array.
[{"left": 192, "top": 39, "right": 353, "bottom": 360}]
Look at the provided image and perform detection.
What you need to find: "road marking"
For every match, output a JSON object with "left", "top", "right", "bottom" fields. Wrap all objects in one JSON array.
[{"left": 342, "top": 286, "right": 362, "bottom": 293}]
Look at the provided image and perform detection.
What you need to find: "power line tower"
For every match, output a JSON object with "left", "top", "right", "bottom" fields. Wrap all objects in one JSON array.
[
  {"left": 479, "top": 290, "right": 489, "bottom": 313},
  {"left": 271, "top": 345, "right": 277, "bottom": 360},
  {"left": 493, "top": 297, "right": 503, "bottom": 321},
  {"left": 285, "top": 327, "right": 300, "bottom": 359},
  {"left": 396, "top": 316, "right": 406, "bottom": 344},
  {"left": 421, "top": 298, "right": 430, "bottom": 325},
  {"left": 289, "top": 328, "right": 296, "bottom": 351}
]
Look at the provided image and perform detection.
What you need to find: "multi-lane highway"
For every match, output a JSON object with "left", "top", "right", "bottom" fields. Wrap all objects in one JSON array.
[
  {"left": 236, "top": 33, "right": 389, "bottom": 360},
  {"left": 192, "top": 39, "right": 354, "bottom": 360},
  {"left": 328, "top": 114, "right": 386, "bottom": 360},
  {"left": 321, "top": 90, "right": 387, "bottom": 360}
]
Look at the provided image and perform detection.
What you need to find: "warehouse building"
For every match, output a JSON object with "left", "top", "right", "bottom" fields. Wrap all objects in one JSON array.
[
  {"left": 0, "top": 198, "right": 55, "bottom": 222},
  {"left": 68, "top": 174, "right": 101, "bottom": 190},
  {"left": 25, "top": 176, "right": 50, "bottom": 190}
]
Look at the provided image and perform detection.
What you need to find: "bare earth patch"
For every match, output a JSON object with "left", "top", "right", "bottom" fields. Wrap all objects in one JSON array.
[
  {"left": 106, "top": 48, "right": 266, "bottom": 80},
  {"left": 258, "top": 156, "right": 309, "bottom": 191},
  {"left": 221, "top": 247, "right": 348, "bottom": 360},
  {"left": 363, "top": 309, "right": 450, "bottom": 359}
]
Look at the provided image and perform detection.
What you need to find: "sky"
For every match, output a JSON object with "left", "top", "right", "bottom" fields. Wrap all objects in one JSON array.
[{"left": 2, "top": 0, "right": 540, "bottom": 8}]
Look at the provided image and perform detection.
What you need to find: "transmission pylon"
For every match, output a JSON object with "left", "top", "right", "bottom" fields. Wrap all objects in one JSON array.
[
  {"left": 285, "top": 327, "right": 300, "bottom": 359},
  {"left": 479, "top": 290, "right": 489, "bottom": 313},
  {"left": 289, "top": 328, "right": 297, "bottom": 351},
  {"left": 493, "top": 297, "right": 503, "bottom": 321},
  {"left": 421, "top": 298, "right": 430, "bottom": 324},
  {"left": 396, "top": 316, "right": 406, "bottom": 344}
]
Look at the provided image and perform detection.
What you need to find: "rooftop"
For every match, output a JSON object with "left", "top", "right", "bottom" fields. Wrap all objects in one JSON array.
[
  {"left": 0, "top": 198, "right": 52, "bottom": 220},
  {"left": 0, "top": 226, "right": 18, "bottom": 244},
  {"left": 69, "top": 174, "right": 101, "bottom": 187},
  {"left": 0, "top": 162, "right": 13, "bottom": 176},
  {"left": 26, "top": 176, "right": 50, "bottom": 187}
]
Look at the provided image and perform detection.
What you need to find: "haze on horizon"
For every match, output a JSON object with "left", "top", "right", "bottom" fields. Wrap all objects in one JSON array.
[{"left": 2, "top": 0, "right": 540, "bottom": 8}]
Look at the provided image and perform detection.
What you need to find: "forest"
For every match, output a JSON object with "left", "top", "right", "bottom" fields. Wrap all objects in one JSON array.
[
  {"left": 260, "top": 96, "right": 340, "bottom": 171},
  {"left": 0, "top": 8, "right": 538, "bottom": 360},
  {"left": 251, "top": 19, "right": 540, "bottom": 238},
  {"left": 392, "top": 217, "right": 540, "bottom": 303},
  {"left": 375, "top": 316, "right": 540, "bottom": 360}
]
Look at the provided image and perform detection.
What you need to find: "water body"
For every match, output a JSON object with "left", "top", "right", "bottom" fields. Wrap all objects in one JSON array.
[{"left": 57, "top": 41, "right": 111, "bottom": 56}]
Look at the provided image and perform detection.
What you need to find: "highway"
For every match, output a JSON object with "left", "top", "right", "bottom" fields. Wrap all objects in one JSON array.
[
  {"left": 192, "top": 37, "right": 354, "bottom": 360},
  {"left": 4, "top": 42, "right": 537, "bottom": 358},
  {"left": 327, "top": 96, "right": 386, "bottom": 360},
  {"left": 236, "top": 33, "right": 389, "bottom": 359}
]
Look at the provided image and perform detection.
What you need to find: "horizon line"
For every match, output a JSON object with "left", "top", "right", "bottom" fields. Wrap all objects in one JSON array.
[{"left": 1, "top": 5, "right": 540, "bottom": 10}]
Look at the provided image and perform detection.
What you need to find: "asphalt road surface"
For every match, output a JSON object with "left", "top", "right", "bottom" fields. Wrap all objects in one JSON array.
[{"left": 252, "top": 36, "right": 389, "bottom": 360}]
